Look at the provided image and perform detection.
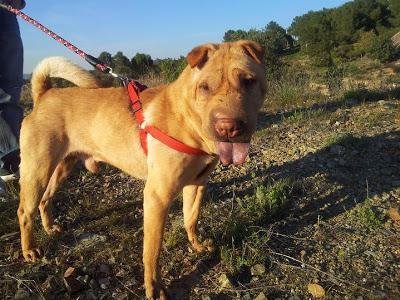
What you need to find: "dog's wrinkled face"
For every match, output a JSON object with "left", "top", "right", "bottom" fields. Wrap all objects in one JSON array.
[{"left": 186, "top": 40, "right": 266, "bottom": 165}]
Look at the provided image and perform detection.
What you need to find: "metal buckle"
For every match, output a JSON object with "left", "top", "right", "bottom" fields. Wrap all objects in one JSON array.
[{"left": 131, "top": 99, "right": 142, "bottom": 113}]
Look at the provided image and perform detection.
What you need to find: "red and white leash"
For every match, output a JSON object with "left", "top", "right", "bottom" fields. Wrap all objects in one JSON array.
[{"left": 0, "top": 3, "right": 207, "bottom": 156}]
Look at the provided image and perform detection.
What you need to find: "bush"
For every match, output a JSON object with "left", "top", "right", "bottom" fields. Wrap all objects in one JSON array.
[
  {"left": 367, "top": 34, "right": 400, "bottom": 62},
  {"left": 157, "top": 57, "right": 187, "bottom": 83}
]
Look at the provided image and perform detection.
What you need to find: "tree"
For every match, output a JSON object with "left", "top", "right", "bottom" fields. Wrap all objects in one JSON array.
[
  {"left": 157, "top": 57, "right": 187, "bottom": 83},
  {"left": 264, "top": 21, "right": 288, "bottom": 54},
  {"left": 223, "top": 29, "right": 248, "bottom": 42},
  {"left": 289, "top": 10, "right": 335, "bottom": 66},
  {"left": 97, "top": 51, "right": 112, "bottom": 66},
  {"left": 112, "top": 51, "right": 132, "bottom": 78},
  {"left": 388, "top": 0, "right": 400, "bottom": 26},
  {"left": 131, "top": 53, "right": 153, "bottom": 77}
]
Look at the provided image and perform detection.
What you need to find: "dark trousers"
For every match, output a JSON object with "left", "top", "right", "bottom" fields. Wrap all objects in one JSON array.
[
  {"left": 0, "top": 9, "right": 23, "bottom": 171},
  {"left": 0, "top": 8, "right": 23, "bottom": 139}
]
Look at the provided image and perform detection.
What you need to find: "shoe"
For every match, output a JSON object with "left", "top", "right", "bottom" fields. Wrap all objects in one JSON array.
[{"left": 0, "top": 88, "right": 11, "bottom": 104}]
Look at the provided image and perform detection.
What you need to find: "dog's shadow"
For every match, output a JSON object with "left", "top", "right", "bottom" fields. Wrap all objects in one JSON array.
[{"left": 167, "top": 130, "right": 400, "bottom": 298}]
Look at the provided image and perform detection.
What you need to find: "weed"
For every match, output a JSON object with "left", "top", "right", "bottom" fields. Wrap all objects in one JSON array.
[
  {"left": 285, "top": 108, "right": 325, "bottom": 124},
  {"left": 349, "top": 199, "right": 383, "bottom": 230},
  {"left": 164, "top": 219, "right": 186, "bottom": 249},
  {"left": 323, "top": 132, "right": 359, "bottom": 148},
  {"left": 242, "top": 179, "right": 292, "bottom": 220},
  {"left": 220, "top": 230, "right": 270, "bottom": 276}
]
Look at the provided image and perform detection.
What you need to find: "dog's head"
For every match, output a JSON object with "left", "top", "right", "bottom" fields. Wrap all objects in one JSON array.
[{"left": 184, "top": 40, "right": 266, "bottom": 165}]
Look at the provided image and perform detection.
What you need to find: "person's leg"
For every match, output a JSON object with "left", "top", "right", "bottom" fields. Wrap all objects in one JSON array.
[{"left": 0, "top": 9, "right": 24, "bottom": 140}]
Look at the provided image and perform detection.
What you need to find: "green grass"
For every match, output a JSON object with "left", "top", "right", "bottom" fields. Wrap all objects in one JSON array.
[
  {"left": 323, "top": 132, "right": 359, "bottom": 148},
  {"left": 349, "top": 199, "right": 383, "bottom": 230},
  {"left": 284, "top": 108, "right": 326, "bottom": 124},
  {"left": 164, "top": 219, "right": 186, "bottom": 249},
  {"left": 217, "top": 179, "right": 294, "bottom": 277},
  {"left": 220, "top": 230, "right": 270, "bottom": 276}
]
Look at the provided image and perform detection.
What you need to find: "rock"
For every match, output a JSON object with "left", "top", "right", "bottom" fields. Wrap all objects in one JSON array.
[
  {"left": 307, "top": 283, "right": 325, "bottom": 298},
  {"left": 98, "top": 277, "right": 110, "bottom": 290},
  {"left": 89, "top": 278, "right": 99, "bottom": 290},
  {"left": 255, "top": 292, "right": 267, "bottom": 300},
  {"left": 75, "top": 232, "right": 107, "bottom": 249},
  {"left": 218, "top": 273, "right": 233, "bottom": 289},
  {"left": 14, "top": 288, "right": 30, "bottom": 299},
  {"left": 201, "top": 296, "right": 212, "bottom": 300},
  {"left": 99, "top": 263, "right": 111, "bottom": 277},
  {"left": 250, "top": 264, "right": 266, "bottom": 276},
  {"left": 115, "top": 292, "right": 129, "bottom": 300},
  {"left": 64, "top": 267, "right": 76, "bottom": 278},
  {"left": 288, "top": 296, "right": 301, "bottom": 300}
]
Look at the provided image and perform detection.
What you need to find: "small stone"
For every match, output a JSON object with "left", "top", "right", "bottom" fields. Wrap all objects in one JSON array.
[
  {"left": 308, "top": 283, "right": 325, "bottom": 298},
  {"left": 98, "top": 277, "right": 110, "bottom": 290},
  {"left": 13, "top": 250, "right": 20, "bottom": 260},
  {"left": 89, "top": 278, "right": 99, "bottom": 290},
  {"left": 64, "top": 267, "right": 76, "bottom": 278},
  {"left": 288, "top": 296, "right": 301, "bottom": 300},
  {"left": 201, "top": 296, "right": 212, "bottom": 300},
  {"left": 255, "top": 292, "right": 267, "bottom": 300},
  {"left": 99, "top": 263, "right": 111, "bottom": 276},
  {"left": 250, "top": 264, "right": 266, "bottom": 276},
  {"left": 218, "top": 273, "right": 233, "bottom": 289}
]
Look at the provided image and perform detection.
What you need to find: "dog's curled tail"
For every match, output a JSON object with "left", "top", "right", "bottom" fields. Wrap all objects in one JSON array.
[{"left": 31, "top": 56, "right": 100, "bottom": 104}]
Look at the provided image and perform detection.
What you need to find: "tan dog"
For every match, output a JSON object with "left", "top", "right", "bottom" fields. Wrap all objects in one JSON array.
[{"left": 18, "top": 40, "right": 266, "bottom": 299}]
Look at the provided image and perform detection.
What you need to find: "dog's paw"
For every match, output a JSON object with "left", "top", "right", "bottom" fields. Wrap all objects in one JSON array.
[
  {"left": 22, "top": 248, "right": 43, "bottom": 262},
  {"left": 202, "top": 238, "right": 216, "bottom": 253},
  {"left": 191, "top": 238, "right": 215, "bottom": 254},
  {"left": 146, "top": 285, "right": 169, "bottom": 300},
  {"left": 44, "top": 223, "right": 62, "bottom": 235}
]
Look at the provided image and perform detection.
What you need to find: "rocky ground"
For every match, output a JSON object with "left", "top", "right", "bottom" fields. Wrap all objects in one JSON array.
[{"left": 1, "top": 86, "right": 400, "bottom": 299}]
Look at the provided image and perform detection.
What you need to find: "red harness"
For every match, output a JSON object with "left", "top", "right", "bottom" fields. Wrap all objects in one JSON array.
[{"left": 127, "top": 81, "right": 208, "bottom": 156}]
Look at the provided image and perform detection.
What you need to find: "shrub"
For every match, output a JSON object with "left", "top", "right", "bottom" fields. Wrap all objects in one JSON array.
[{"left": 367, "top": 34, "right": 400, "bottom": 62}]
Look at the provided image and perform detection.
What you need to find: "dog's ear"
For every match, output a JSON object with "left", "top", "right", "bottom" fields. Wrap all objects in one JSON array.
[
  {"left": 239, "top": 40, "right": 265, "bottom": 64},
  {"left": 187, "top": 44, "right": 218, "bottom": 69}
]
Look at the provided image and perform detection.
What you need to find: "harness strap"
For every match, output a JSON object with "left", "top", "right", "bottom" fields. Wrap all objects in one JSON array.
[{"left": 127, "top": 81, "right": 207, "bottom": 156}]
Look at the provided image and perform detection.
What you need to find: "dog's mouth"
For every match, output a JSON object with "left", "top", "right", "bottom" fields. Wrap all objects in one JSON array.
[{"left": 216, "top": 142, "right": 250, "bottom": 166}]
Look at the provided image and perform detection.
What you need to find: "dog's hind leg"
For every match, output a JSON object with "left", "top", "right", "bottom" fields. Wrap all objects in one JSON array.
[
  {"left": 39, "top": 155, "right": 77, "bottom": 235},
  {"left": 18, "top": 131, "right": 66, "bottom": 262},
  {"left": 183, "top": 184, "right": 214, "bottom": 253}
]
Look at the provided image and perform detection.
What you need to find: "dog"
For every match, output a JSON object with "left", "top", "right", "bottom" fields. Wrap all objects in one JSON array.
[{"left": 18, "top": 40, "right": 266, "bottom": 299}]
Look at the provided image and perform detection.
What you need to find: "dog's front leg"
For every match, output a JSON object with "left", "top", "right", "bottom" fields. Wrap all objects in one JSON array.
[
  {"left": 183, "top": 184, "right": 214, "bottom": 253},
  {"left": 143, "top": 176, "right": 177, "bottom": 299}
]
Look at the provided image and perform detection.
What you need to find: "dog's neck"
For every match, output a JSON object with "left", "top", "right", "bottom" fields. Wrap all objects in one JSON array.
[{"left": 141, "top": 71, "right": 216, "bottom": 155}]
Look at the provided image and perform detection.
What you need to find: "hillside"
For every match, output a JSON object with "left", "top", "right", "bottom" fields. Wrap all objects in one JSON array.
[{"left": 1, "top": 55, "right": 399, "bottom": 299}]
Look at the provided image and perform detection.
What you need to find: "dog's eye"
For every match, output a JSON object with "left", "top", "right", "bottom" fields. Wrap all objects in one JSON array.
[
  {"left": 199, "top": 82, "right": 210, "bottom": 92},
  {"left": 241, "top": 77, "right": 256, "bottom": 88}
]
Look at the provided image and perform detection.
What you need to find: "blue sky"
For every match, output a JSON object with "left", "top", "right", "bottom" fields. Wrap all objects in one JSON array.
[{"left": 18, "top": 0, "right": 349, "bottom": 72}]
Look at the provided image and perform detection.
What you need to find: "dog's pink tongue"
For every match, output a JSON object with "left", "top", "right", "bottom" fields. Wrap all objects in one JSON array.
[{"left": 217, "top": 142, "right": 250, "bottom": 166}]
